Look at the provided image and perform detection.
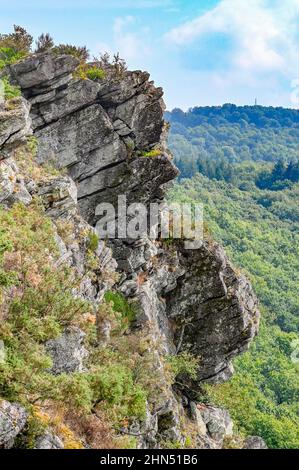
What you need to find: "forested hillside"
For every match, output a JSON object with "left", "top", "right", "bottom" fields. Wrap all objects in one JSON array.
[
  {"left": 166, "top": 105, "right": 299, "bottom": 183},
  {"left": 167, "top": 105, "right": 299, "bottom": 449}
]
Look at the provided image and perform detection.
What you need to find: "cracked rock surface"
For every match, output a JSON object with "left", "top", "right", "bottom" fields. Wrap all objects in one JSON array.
[{"left": 0, "top": 52, "right": 261, "bottom": 448}]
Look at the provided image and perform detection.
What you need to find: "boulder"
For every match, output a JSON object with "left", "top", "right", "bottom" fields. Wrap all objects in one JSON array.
[
  {"left": 34, "top": 432, "right": 64, "bottom": 449},
  {"left": 190, "top": 402, "right": 207, "bottom": 436},
  {"left": 0, "top": 157, "right": 32, "bottom": 207},
  {"left": 199, "top": 405, "right": 233, "bottom": 444},
  {"left": 166, "top": 240, "right": 260, "bottom": 384},
  {"left": 0, "top": 400, "right": 27, "bottom": 448},
  {"left": 7, "top": 53, "right": 79, "bottom": 91},
  {"left": 38, "top": 176, "right": 77, "bottom": 219},
  {"left": 45, "top": 327, "right": 88, "bottom": 375},
  {"left": 243, "top": 436, "right": 268, "bottom": 449}
]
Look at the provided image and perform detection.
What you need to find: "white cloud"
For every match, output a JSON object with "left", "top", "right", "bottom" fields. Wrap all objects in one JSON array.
[
  {"left": 165, "top": 0, "right": 299, "bottom": 75},
  {"left": 93, "top": 15, "right": 151, "bottom": 64},
  {"left": 111, "top": 15, "right": 151, "bottom": 62}
]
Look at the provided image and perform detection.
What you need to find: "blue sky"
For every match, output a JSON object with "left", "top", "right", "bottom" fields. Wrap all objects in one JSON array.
[{"left": 1, "top": 0, "right": 299, "bottom": 110}]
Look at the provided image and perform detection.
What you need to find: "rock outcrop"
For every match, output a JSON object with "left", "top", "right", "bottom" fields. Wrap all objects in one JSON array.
[
  {"left": 0, "top": 400, "right": 27, "bottom": 448},
  {"left": 34, "top": 432, "right": 64, "bottom": 450},
  {"left": 0, "top": 97, "right": 31, "bottom": 159},
  {"left": 45, "top": 327, "right": 89, "bottom": 375},
  {"left": 0, "top": 52, "right": 261, "bottom": 449},
  {"left": 243, "top": 436, "right": 268, "bottom": 449},
  {"left": 166, "top": 241, "right": 260, "bottom": 383}
]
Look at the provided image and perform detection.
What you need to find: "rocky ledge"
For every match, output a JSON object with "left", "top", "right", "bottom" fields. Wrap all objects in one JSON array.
[{"left": 0, "top": 52, "right": 262, "bottom": 449}]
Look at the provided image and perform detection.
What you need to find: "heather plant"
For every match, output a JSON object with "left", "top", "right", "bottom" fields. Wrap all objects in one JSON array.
[
  {"left": 93, "top": 52, "right": 127, "bottom": 80},
  {"left": 35, "top": 33, "right": 54, "bottom": 53},
  {"left": 53, "top": 44, "right": 89, "bottom": 62},
  {"left": 0, "top": 25, "right": 33, "bottom": 54}
]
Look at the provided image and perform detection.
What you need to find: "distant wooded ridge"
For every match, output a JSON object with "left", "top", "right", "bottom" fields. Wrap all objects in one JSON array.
[
  {"left": 165, "top": 104, "right": 299, "bottom": 128},
  {"left": 165, "top": 104, "right": 299, "bottom": 186}
]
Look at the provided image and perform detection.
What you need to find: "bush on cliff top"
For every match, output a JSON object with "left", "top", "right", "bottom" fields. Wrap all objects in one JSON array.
[
  {"left": 0, "top": 47, "right": 27, "bottom": 69},
  {"left": 0, "top": 25, "right": 33, "bottom": 54}
]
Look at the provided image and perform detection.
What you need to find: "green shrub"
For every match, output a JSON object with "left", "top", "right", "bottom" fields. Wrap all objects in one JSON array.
[
  {"left": 1, "top": 76, "right": 21, "bottom": 99},
  {"left": 53, "top": 44, "right": 89, "bottom": 61},
  {"left": 0, "top": 202, "right": 92, "bottom": 404},
  {"left": 87, "top": 231, "right": 99, "bottom": 252},
  {"left": 73, "top": 63, "right": 105, "bottom": 81},
  {"left": 0, "top": 47, "right": 26, "bottom": 69},
  {"left": 89, "top": 363, "right": 147, "bottom": 421},
  {"left": 85, "top": 66, "right": 105, "bottom": 81},
  {"left": 104, "top": 291, "right": 137, "bottom": 328},
  {"left": 0, "top": 25, "right": 33, "bottom": 54},
  {"left": 0, "top": 200, "right": 148, "bottom": 443},
  {"left": 26, "top": 136, "right": 38, "bottom": 157},
  {"left": 139, "top": 149, "right": 161, "bottom": 158},
  {"left": 166, "top": 351, "right": 199, "bottom": 382},
  {"left": 35, "top": 33, "right": 54, "bottom": 53}
]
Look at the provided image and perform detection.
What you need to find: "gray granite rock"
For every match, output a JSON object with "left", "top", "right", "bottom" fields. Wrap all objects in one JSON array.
[
  {"left": 166, "top": 240, "right": 260, "bottom": 384},
  {"left": 45, "top": 327, "right": 88, "bottom": 375},
  {"left": 0, "top": 400, "right": 27, "bottom": 448},
  {"left": 0, "top": 97, "right": 31, "bottom": 157},
  {"left": 6, "top": 52, "right": 78, "bottom": 91},
  {"left": 37, "top": 176, "right": 77, "bottom": 218},
  {"left": 243, "top": 436, "right": 268, "bottom": 449},
  {"left": 34, "top": 432, "right": 64, "bottom": 449},
  {"left": 199, "top": 405, "right": 233, "bottom": 443},
  {"left": 0, "top": 157, "right": 32, "bottom": 206},
  {"left": 0, "top": 52, "right": 264, "bottom": 450}
]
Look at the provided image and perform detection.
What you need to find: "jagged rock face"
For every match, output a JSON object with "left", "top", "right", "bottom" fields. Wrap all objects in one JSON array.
[
  {"left": 0, "top": 400, "right": 27, "bottom": 448},
  {"left": 166, "top": 241, "right": 260, "bottom": 383},
  {"left": 6, "top": 53, "right": 79, "bottom": 92},
  {"left": 189, "top": 403, "right": 234, "bottom": 448},
  {"left": 7, "top": 53, "right": 176, "bottom": 226},
  {"left": 0, "top": 157, "right": 31, "bottom": 207},
  {"left": 1, "top": 53, "right": 261, "bottom": 448},
  {"left": 5, "top": 52, "right": 259, "bottom": 386},
  {"left": 0, "top": 97, "right": 31, "bottom": 159}
]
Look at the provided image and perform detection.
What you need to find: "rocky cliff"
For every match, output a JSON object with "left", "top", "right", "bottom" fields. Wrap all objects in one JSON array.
[{"left": 0, "top": 52, "right": 262, "bottom": 449}]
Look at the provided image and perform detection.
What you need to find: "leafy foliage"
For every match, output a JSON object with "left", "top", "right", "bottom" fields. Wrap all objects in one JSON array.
[
  {"left": 0, "top": 47, "right": 27, "bottom": 69},
  {"left": 93, "top": 52, "right": 127, "bottom": 80},
  {"left": 168, "top": 174, "right": 299, "bottom": 448},
  {"left": 104, "top": 291, "right": 137, "bottom": 331},
  {"left": 166, "top": 104, "right": 299, "bottom": 181},
  {"left": 139, "top": 149, "right": 161, "bottom": 158},
  {"left": 35, "top": 33, "right": 54, "bottom": 53},
  {"left": 73, "top": 63, "right": 105, "bottom": 81},
  {"left": 0, "top": 198, "right": 147, "bottom": 446},
  {"left": 0, "top": 25, "right": 33, "bottom": 54},
  {"left": 166, "top": 352, "right": 199, "bottom": 382},
  {"left": 85, "top": 66, "right": 105, "bottom": 81},
  {"left": 1, "top": 76, "right": 21, "bottom": 99},
  {"left": 53, "top": 44, "right": 89, "bottom": 62}
]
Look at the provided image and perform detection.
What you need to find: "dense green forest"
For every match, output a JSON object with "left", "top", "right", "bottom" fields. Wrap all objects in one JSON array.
[
  {"left": 165, "top": 105, "right": 299, "bottom": 183},
  {"left": 167, "top": 105, "right": 299, "bottom": 449}
]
